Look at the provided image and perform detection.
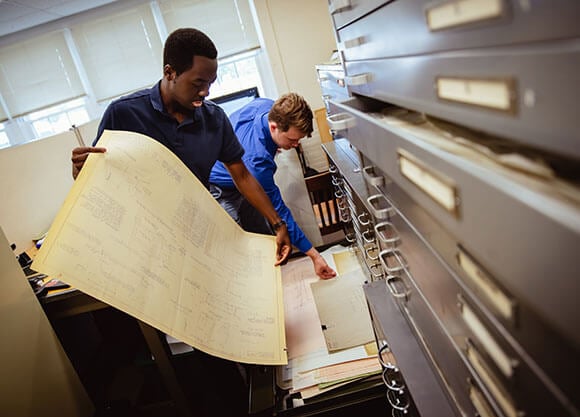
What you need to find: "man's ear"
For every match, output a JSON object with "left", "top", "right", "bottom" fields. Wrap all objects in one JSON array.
[
  {"left": 269, "top": 121, "right": 277, "bottom": 135},
  {"left": 163, "top": 64, "right": 175, "bottom": 80}
]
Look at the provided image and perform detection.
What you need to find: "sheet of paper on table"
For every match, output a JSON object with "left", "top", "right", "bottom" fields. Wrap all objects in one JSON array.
[
  {"left": 32, "top": 130, "right": 287, "bottom": 365},
  {"left": 280, "top": 247, "right": 380, "bottom": 398},
  {"left": 310, "top": 268, "right": 375, "bottom": 351}
]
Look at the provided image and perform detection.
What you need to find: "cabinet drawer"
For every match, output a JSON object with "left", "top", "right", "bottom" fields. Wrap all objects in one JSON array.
[
  {"left": 338, "top": 0, "right": 580, "bottom": 61},
  {"left": 328, "top": 0, "right": 391, "bottom": 30},
  {"left": 316, "top": 65, "right": 350, "bottom": 110},
  {"left": 344, "top": 40, "right": 580, "bottom": 159}
]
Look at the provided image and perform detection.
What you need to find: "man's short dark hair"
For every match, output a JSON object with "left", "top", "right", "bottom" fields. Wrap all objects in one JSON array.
[{"left": 163, "top": 28, "right": 218, "bottom": 75}]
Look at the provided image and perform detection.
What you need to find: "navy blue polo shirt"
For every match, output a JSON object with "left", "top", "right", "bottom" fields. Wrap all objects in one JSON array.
[{"left": 93, "top": 81, "right": 244, "bottom": 188}]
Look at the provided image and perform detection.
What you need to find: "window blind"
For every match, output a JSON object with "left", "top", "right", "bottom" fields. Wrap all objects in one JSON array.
[
  {"left": 158, "top": 0, "right": 260, "bottom": 58},
  {"left": 70, "top": 3, "right": 163, "bottom": 102},
  {"left": 0, "top": 32, "right": 85, "bottom": 118}
]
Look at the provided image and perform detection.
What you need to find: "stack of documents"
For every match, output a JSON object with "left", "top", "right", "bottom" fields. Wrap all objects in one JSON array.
[{"left": 279, "top": 247, "right": 382, "bottom": 400}]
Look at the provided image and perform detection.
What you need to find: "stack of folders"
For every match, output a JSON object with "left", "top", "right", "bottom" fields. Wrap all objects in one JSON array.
[{"left": 279, "top": 246, "right": 383, "bottom": 400}]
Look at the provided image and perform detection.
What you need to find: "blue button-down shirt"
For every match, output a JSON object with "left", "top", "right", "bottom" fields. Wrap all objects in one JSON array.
[
  {"left": 209, "top": 98, "right": 312, "bottom": 253},
  {"left": 94, "top": 81, "right": 244, "bottom": 189}
]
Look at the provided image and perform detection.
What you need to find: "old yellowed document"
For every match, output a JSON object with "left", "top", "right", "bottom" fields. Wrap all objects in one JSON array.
[
  {"left": 32, "top": 130, "right": 287, "bottom": 365},
  {"left": 310, "top": 268, "right": 374, "bottom": 351}
]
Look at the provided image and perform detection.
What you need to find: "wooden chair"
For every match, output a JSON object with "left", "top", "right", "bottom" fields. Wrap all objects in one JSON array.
[{"left": 304, "top": 171, "right": 343, "bottom": 236}]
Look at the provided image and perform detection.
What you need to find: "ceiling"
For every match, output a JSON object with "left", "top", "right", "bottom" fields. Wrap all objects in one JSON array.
[{"left": 0, "top": 0, "right": 118, "bottom": 38}]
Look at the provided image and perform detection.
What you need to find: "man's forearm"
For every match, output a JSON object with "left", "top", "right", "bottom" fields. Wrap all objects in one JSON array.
[{"left": 235, "top": 173, "right": 282, "bottom": 226}]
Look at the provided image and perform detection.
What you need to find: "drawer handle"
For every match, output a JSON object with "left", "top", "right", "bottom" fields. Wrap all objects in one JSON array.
[
  {"left": 344, "top": 232, "right": 355, "bottom": 243},
  {"left": 386, "top": 388, "right": 410, "bottom": 411},
  {"left": 368, "top": 262, "right": 385, "bottom": 280},
  {"left": 345, "top": 72, "right": 372, "bottom": 86},
  {"left": 374, "top": 222, "right": 400, "bottom": 246},
  {"left": 365, "top": 246, "right": 379, "bottom": 261},
  {"left": 357, "top": 212, "right": 370, "bottom": 225},
  {"left": 362, "top": 230, "right": 375, "bottom": 244},
  {"left": 381, "top": 365, "right": 405, "bottom": 394},
  {"left": 362, "top": 165, "right": 384, "bottom": 187},
  {"left": 379, "top": 249, "right": 408, "bottom": 275},
  {"left": 339, "top": 36, "right": 364, "bottom": 50},
  {"left": 378, "top": 342, "right": 394, "bottom": 368},
  {"left": 367, "top": 194, "right": 395, "bottom": 219},
  {"left": 326, "top": 112, "right": 356, "bottom": 130},
  {"left": 329, "top": 0, "right": 351, "bottom": 14},
  {"left": 386, "top": 275, "right": 411, "bottom": 300}
]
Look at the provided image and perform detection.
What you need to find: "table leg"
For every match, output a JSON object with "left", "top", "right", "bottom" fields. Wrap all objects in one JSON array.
[{"left": 137, "top": 320, "right": 194, "bottom": 417}]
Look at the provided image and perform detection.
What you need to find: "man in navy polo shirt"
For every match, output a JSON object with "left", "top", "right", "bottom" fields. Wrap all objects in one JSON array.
[
  {"left": 71, "top": 28, "right": 291, "bottom": 265},
  {"left": 69, "top": 27, "right": 290, "bottom": 416}
]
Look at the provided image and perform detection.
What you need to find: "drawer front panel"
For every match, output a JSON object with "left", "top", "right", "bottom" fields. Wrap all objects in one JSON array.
[
  {"left": 338, "top": 0, "right": 580, "bottom": 61},
  {"left": 344, "top": 42, "right": 580, "bottom": 159}
]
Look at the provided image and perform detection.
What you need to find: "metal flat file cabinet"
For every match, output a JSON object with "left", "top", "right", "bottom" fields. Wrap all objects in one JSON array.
[{"left": 320, "top": 1, "right": 580, "bottom": 416}]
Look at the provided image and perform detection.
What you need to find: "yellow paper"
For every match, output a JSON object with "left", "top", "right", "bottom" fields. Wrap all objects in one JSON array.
[
  {"left": 310, "top": 269, "right": 375, "bottom": 351},
  {"left": 32, "top": 130, "right": 287, "bottom": 365}
]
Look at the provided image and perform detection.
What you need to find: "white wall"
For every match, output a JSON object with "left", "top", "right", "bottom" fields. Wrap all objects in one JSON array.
[
  {"left": 252, "top": 0, "right": 337, "bottom": 109},
  {"left": 0, "top": 120, "right": 98, "bottom": 251}
]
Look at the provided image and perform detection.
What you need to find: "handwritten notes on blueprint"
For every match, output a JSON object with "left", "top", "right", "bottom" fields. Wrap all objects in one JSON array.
[{"left": 32, "top": 130, "right": 287, "bottom": 365}]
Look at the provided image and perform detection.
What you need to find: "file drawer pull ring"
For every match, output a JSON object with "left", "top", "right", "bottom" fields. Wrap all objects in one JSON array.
[
  {"left": 362, "top": 165, "right": 385, "bottom": 187},
  {"left": 367, "top": 194, "right": 395, "bottom": 219},
  {"left": 374, "top": 222, "right": 400, "bottom": 246},
  {"left": 379, "top": 249, "right": 408, "bottom": 275},
  {"left": 326, "top": 112, "right": 357, "bottom": 130}
]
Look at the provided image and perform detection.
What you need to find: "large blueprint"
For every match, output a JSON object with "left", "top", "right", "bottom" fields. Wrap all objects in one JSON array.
[{"left": 32, "top": 130, "right": 287, "bottom": 365}]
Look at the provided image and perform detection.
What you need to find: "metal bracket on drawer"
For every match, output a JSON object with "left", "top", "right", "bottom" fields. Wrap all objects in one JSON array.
[{"left": 367, "top": 194, "right": 395, "bottom": 219}]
